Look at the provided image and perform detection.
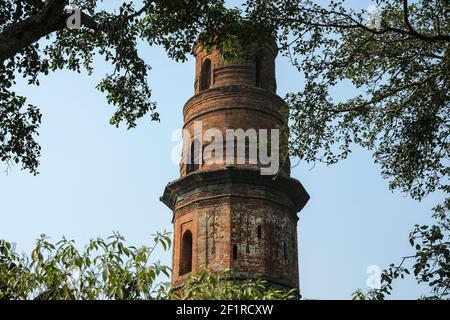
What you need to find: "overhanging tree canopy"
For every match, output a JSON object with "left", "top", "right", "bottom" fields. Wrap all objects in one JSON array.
[{"left": 0, "top": 0, "right": 228, "bottom": 174}]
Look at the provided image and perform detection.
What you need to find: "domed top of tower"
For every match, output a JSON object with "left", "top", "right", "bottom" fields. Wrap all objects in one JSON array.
[{"left": 192, "top": 40, "right": 278, "bottom": 94}]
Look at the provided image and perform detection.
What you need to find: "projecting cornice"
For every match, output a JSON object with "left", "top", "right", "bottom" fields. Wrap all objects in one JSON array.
[{"left": 160, "top": 167, "right": 309, "bottom": 214}]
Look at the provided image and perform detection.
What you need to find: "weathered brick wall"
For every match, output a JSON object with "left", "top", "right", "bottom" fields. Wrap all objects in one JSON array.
[
  {"left": 229, "top": 198, "right": 299, "bottom": 288},
  {"left": 171, "top": 186, "right": 299, "bottom": 289},
  {"left": 172, "top": 198, "right": 231, "bottom": 287},
  {"left": 180, "top": 85, "right": 291, "bottom": 177}
]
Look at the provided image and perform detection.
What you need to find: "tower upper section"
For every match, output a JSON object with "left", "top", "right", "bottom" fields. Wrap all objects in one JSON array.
[
  {"left": 181, "top": 41, "right": 290, "bottom": 177},
  {"left": 193, "top": 41, "right": 278, "bottom": 94}
]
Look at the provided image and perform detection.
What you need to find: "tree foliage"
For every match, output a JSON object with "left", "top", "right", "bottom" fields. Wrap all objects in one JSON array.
[
  {"left": 0, "top": 233, "right": 294, "bottom": 300},
  {"left": 0, "top": 0, "right": 227, "bottom": 174},
  {"left": 170, "top": 269, "right": 297, "bottom": 300},
  {"left": 265, "top": 0, "right": 450, "bottom": 203},
  {"left": 0, "top": 232, "right": 171, "bottom": 300}
]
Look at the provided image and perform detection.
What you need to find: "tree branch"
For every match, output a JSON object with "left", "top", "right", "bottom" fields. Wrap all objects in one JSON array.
[
  {"left": 277, "top": 3, "right": 450, "bottom": 43},
  {"left": 0, "top": 0, "right": 97, "bottom": 63},
  {"left": 126, "top": 1, "right": 155, "bottom": 20},
  {"left": 324, "top": 72, "right": 440, "bottom": 114},
  {"left": 402, "top": 0, "right": 450, "bottom": 42}
]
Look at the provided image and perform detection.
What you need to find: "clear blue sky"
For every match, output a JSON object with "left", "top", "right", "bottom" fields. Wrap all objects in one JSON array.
[{"left": 0, "top": 1, "right": 443, "bottom": 299}]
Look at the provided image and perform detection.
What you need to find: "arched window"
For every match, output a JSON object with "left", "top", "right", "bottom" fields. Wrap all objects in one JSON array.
[
  {"left": 200, "top": 58, "right": 211, "bottom": 91},
  {"left": 187, "top": 139, "right": 201, "bottom": 174},
  {"left": 257, "top": 225, "right": 262, "bottom": 239},
  {"left": 255, "top": 59, "right": 261, "bottom": 87},
  {"left": 180, "top": 230, "right": 193, "bottom": 275}
]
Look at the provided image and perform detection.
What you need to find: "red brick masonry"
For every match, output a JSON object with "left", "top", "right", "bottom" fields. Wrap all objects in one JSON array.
[{"left": 160, "top": 41, "right": 310, "bottom": 291}]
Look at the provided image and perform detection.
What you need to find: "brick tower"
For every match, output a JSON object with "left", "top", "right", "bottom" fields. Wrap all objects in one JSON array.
[{"left": 161, "top": 40, "right": 309, "bottom": 292}]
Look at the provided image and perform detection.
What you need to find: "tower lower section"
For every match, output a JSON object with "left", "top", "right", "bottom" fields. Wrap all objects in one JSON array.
[{"left": 161, "top": 167, "right": 309, "bottom": 291}]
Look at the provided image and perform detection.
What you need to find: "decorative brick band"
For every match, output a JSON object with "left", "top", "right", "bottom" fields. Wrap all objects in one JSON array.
[
  {"left": 174, "top": 193, "right": 298, "bottom": 220},
  {"left": 161, "top": 167, "right": 309, "bottom": 213},
  {"left": 184, "top": 104, "right": 285, "bottom": 128},
  {"left": 183, "top": 85, "right": 287, "bottom": 121}
]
